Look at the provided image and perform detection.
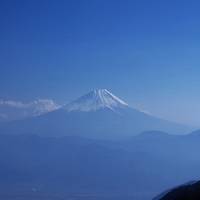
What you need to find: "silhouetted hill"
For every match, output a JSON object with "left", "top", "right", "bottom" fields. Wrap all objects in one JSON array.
[{"left": 154, "top": 181, "right": 200, "bottom": 200}]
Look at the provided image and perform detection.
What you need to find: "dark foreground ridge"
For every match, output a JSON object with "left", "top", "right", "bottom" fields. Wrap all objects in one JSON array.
[{"left": 154, "top": 181, "right": 200, "bottom": 200}]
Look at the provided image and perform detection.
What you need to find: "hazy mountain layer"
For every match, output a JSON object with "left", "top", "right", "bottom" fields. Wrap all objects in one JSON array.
[{"left": 1, "top": 131, "right": 200, "bottom": 200}]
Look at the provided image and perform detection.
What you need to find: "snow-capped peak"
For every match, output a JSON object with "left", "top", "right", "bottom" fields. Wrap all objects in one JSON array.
[{"left": 64, "top": 89, "right": 129, "bottom": 112}]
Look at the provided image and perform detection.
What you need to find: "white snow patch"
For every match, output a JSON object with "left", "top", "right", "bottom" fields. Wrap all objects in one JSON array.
[{"left": 64, "top": 89, "right": 129, "bottom": 112}]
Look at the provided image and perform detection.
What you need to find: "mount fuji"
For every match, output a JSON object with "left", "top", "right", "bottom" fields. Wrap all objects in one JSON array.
[
  {"left": 0, "top": 89, "right": 189, "bottom": 139},
  {"left": 64, "top": 89, "right": 128, "bottom": 112}
]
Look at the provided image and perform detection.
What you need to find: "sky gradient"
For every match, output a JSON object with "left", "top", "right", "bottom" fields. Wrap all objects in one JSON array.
[{"left": 1, "top": 0, "right": 200, "bottom": 126}]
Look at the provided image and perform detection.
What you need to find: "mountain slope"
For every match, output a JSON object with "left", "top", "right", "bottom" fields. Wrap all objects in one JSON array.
[
  {"left": 0, "top": 89, "right": 189, "bottom": 139},
  {"left": 153, "top": 181, "right": 200, "bottom": 200}
]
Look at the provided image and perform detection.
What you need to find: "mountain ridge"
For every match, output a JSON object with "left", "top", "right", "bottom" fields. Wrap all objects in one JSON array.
[{"left": 0, "top": 89, "right": 191, "bottom": 139}]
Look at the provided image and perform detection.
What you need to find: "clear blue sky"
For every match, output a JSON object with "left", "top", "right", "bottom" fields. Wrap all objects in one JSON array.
[{"left": 1, "top": 0, "right": 200, "bottom": 126}]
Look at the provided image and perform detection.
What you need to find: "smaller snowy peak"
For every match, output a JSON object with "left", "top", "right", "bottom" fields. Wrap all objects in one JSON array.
[{"left": 64, "top": 89, "right": 129, "bottom": 112}]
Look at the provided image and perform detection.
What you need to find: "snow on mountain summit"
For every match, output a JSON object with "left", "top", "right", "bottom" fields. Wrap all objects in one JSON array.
[{"left": 64, "top": 89, "right": 128, "bottom": 112}]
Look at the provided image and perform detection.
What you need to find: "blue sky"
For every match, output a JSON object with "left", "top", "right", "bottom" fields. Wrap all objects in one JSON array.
[{"left": 1, "top": 0, "right": 200, "bottom": 126}]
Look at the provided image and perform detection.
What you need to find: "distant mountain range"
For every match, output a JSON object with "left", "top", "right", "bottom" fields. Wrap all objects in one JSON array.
[
  {"left": 0, "top": 89, "right": 190, "bottom": 139},
  {"left": 1, "top": 131, "right": 200, "bottom": 200}
]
